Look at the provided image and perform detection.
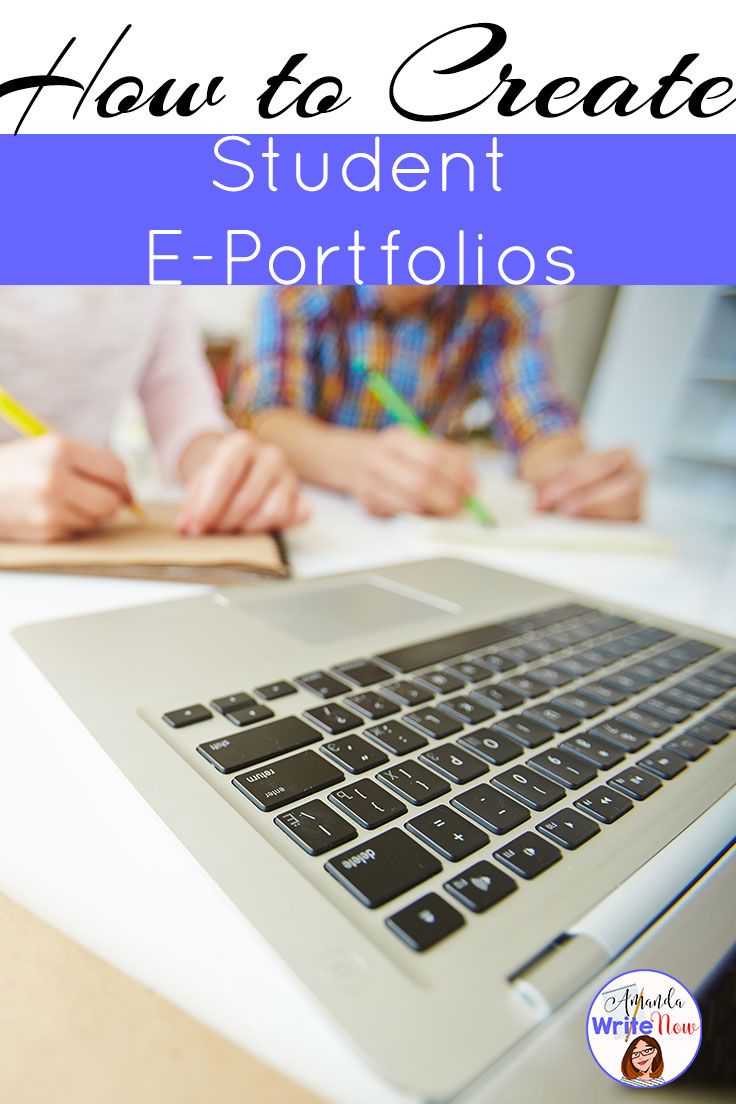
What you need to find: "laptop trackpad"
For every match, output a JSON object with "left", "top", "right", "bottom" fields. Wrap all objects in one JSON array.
[{"left": 237, "top": 580, "right": 454, "bottom": 645}]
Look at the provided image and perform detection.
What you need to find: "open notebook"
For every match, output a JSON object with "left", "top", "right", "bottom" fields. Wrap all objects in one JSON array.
[
  {"left": 0, "top": 503, "right": 288, "bottom": 583},
  {"left": 404, "top": 474, "right": 674, "bottom": 555}
]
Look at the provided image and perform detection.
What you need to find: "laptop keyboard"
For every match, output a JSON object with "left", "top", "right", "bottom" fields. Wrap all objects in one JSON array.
[{"left": 161, "top": 602, "right": 736, "bottom": 953}]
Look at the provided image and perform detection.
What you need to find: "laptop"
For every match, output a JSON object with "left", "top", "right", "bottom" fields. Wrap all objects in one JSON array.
[{"left": 14, "top": 557, "right": 736, "bottom": 1101}]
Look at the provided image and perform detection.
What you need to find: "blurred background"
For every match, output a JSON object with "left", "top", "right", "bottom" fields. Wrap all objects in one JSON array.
[
  {"left": 180, "top": 285, "right": 736, "bottom": 523},
  {"left": 112, "top": 285, "right": 736, "bottom": 625}
]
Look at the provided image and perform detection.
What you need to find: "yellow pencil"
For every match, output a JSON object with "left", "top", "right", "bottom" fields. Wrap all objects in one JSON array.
[
  {"left": 0, "top": 386, "right": 145, "bottom": 520},
  {"left": 626, "top": 988, "right": 645, "bottom": 1041}
]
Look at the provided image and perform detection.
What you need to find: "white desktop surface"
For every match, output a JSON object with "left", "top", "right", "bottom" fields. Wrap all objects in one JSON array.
[{"left": 1, "top": 475, "right": 734, "bottom": 1104}]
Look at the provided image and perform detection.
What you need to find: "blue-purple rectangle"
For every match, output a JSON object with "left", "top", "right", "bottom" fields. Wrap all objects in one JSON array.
[{"left": 0, "top": 135, "right": 733, "bottom": 284}]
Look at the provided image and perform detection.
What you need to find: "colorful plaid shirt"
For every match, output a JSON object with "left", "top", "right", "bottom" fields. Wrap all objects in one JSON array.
[{"left": 235, "top": 286, "right": 576, "bottom": 452}]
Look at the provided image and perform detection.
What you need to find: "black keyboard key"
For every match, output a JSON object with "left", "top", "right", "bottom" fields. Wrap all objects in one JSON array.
[
  {"left": 414, "top": 669, "right": 466, "bottom": 694},
  {"left": 638, "top": 750, "right": 687, "bottom": 779},
  {"left": 254, "top": 681, "right": 297, "bottom": 701},
  {"left": 534, "top": 634, "right": 569, "bottom": 655},
  {"left": 697, "top": 667, "right": 735, "bottom": 691},
  {"left": 377, "top": 762, "right": 451, "bottom": 806},
  {"left": 626, "top": 662, "right": 666, "bottom": 685},
  {"left": 326, "top": 828, "right": 441, "bottom": 909},
  {"left": 444, "top": 861, "right": 517, "bottom": 913},
  {"left": 452, "top": 784, "right": 530, "bottom": 834},
  {"left": 304, "top": 704, "right": 363, "bottom": 735},
  {"left": 500, "top": 642, "right": 549, "bottom": 664},
  {"left": 405, "top": 706, "right": 464, "bottom": 740},
  {"left": 163, "top": 703, "right": 212, "bottom": 728},
  {"left": 211, "top": 692, "right": 256, "bottom": 714},
  {"left": 333, "top": 659, "right": 392, "bottom": 687},
  {"left": 670, "top": 640, "right": 717, "bottom": 662},
  {"left": 473, "top": 683, "right": 524, "bottom": 712},
  {"left": 494, "top": 832, "right": 562, "bottom": 880},
  {"left": 530, "top": 665, "right": 573, "bottom": 689},
  {"left": 596, "top": 639, "right": 638, "bottom": 662},
  {"left": 536, "top": 808, "right": 600, "bottom": 850},
  {"left": 386, "top": 893, "right": 464, "bottom": 951},
  {"left": 344, "top": 691, "right": 399, "bottom": 720},
  {"left": 660, "top": 686, "right": 710, "bottom": 712},
  {"left": 198, "top": 715, "right": 320, "bottom": 772},
  {"left": 631, "top": 627, "right": 673, "bottom": 647},
  {"left": 502, "top": 674, "right": 551, "bottom": 700},
  {"left": 638, "top": 696, "right": 690, "bottom": 725},
  {"left": 296, "top": 671, "right": 350, "bottom": 699},
  {"left": 377, "top": 622, "right": 520, "bottom": 673},
  {"left": 407, "top": 805, "right": 488, "bottom": 861},
  {"left": 608, "top": 767, "right": 661, "bottom": 801},
  {"left": 600, "top": 671, "right": 650, "bottom": 695},
  {"left": 445, "top": 659, "right": 496, "bottom": 683},
  {"left": 493, "top": 713, "right": 555, "bottom": 748},
  {"left": 226, "top": 703, "right": 276, "bottom": 727},
  {"left": 383, "top": 680, "right": 434, "bottom": 707},
  {"left": 528, "top": 749, "right": 598, "bottom": 789},
  {"left": 677, "top": 677, "right": 724, "bottom": 702},
  {"left": 574, "top": 786, "right": 633, "bottom": 823},
  {"left": 364, "top": 720, "right": 427, "bottom": 756},
  {"left": 329, "top": 779, "right": 406, "bottom": 829},
  {"left": 684, "top": 719, "right": 730, "bottom": 745},
  {"left": 708, "top": 705, "right": 736, "bottom": 729},
  {"left": 420, "top": 744, "right": 488, "bottom": 784},
  {"left": 441, "top": 696, "right": 495, "bottom": 726},
  {"left": 477, "top": 650, "right": 518, "bottom": 673},
  {"left": 664, "top": 733, "right": 709, "bottom": 761},
  {"left": 561, "top": 732, "right": 625, "bottom": 768},
  {"left": 275, "top": 799, "right": 357, "bottom": 855},
  {"left": 617, "top": 707, "right": 671, "bottom": 737},
  {"left": 581, "top": 681, "right": 629, "bottom": 707},
  {"left": 322, "top": 735, "right": 388, "bottom": 774},
  {"left": 556, "top": 655, "right": 602, "bottom": 678},
  {"left": 233, "top": 750, "right": 343, "bottom": 811},
  {"left": 590, "top": 719, "right": 651, "bottom": 752},
  {"left": 524, "top": 702, "right": 580, "bottom": 733},
  {"left": 648, "top": 653, "right": 688, "bottom": 676},
  {"left": 458, "top": 728, "right": 523, "bottom": 765},
  {"left": 550, "top": 691, "right": 606, "bottom": 719},
  {"left": 493, "top": 766, "right": 566, "bottom": 811}
]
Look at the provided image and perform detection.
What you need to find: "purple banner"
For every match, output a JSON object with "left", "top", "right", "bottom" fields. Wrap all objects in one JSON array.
[{"left": 0, "top": 134, "right": 733, "bottom": 284}]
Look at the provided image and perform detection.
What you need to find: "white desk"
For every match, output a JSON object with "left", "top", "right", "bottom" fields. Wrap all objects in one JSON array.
[{"left": 1, "top": 480, "right": 734, "bottom": 1104}]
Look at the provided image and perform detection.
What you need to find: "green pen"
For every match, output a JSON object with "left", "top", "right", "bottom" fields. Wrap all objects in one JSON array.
[{"left": 354, "top": 362, "right": 497, "bottom": 527}]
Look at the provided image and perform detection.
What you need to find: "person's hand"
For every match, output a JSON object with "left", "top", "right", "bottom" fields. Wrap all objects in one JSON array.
[
  {"left": 0, "top": 435, "right": 132, "bottom": 543},
  {"left": 534, "top": 447, "right": 646, "bottom": 520},
  {"left": 351, "top": 426, "right": 477, "bottom": 518},
  {"left": 176, "top": 431, "right": 310, "bottom": 535}
]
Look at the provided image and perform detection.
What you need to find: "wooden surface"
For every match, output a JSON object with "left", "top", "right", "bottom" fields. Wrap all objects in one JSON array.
[{"left": 0, "top": 893, "right": 324, "bottom": 1104}]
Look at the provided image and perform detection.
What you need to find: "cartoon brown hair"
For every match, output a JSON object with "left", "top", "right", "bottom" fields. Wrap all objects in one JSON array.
[{"left": 621, "top": 1035, "right": 665, "bottom": 1080}]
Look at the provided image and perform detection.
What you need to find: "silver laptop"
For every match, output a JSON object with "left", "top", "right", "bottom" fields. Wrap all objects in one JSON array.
[{"left": 15, "top": 558, "right": 736, "bottom": 1100}]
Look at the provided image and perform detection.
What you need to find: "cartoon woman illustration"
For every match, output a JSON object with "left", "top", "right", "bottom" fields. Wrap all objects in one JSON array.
[{"left": 621, "top": 1035, "right": 666, "bottom": 1086}]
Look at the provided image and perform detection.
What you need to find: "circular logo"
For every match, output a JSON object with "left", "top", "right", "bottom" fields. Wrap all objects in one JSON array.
[{"left": 586, "top": 969, "right": 702, "bottom": 1088}]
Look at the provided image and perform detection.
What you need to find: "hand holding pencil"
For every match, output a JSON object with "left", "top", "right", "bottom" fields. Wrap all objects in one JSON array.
[
  {"left": 0, "top": 386, "right": 139, "bottom": 543},
  {"left": 353, "top": 363, "right": 496, "bottom": 525}
]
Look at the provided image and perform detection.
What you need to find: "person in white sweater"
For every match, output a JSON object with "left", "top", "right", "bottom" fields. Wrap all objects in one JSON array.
[{"left": 0, "top": 288, "right": 308, "bottom": 542}]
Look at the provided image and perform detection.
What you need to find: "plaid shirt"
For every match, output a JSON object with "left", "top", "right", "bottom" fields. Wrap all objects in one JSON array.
[{"left": 235, "top": 286, "right": 576, "bottom": 452}]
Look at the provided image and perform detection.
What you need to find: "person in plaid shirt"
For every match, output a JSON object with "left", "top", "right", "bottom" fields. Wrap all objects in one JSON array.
[{"left": 235, "top": 285, "right": 644, "bottom": 520}]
